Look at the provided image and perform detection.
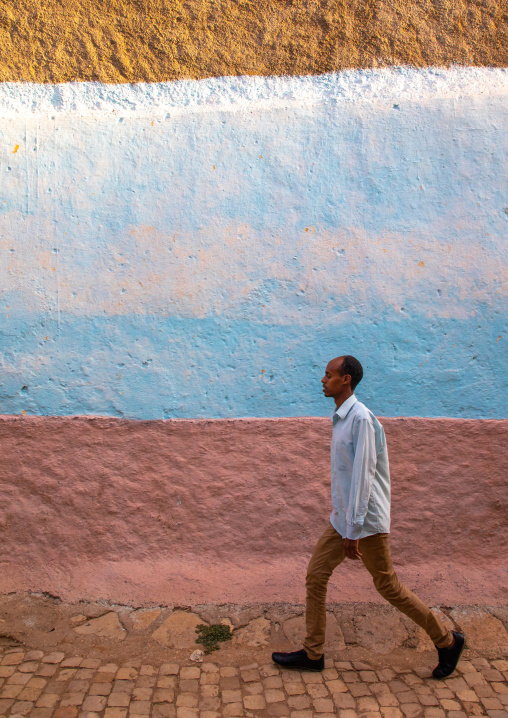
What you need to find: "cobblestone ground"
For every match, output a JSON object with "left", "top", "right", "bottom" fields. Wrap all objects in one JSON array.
[{"left": 1, "top": 647, "right": 507, "bottom": 718}]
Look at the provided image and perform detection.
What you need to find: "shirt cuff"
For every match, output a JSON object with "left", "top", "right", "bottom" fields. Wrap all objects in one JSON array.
[{"left": 346, "top": 523, "right": 362, "bottom": 540}]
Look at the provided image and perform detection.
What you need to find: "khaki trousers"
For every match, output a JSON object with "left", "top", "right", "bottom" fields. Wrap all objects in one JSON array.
[{"left": 303, "top": 522, "right": 452, "bottom": 659}]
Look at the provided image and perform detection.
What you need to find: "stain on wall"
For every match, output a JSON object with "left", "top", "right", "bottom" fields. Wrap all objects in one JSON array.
[{"left": 0, "top": 0, "right": 507, "bottom": 83}]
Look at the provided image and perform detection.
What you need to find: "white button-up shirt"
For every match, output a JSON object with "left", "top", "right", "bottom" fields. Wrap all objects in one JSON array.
[{"left": 329, "top": 395, "right": 391, "bottom": 540}]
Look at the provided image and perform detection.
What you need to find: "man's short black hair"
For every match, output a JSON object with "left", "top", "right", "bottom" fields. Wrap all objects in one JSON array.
[{"left": 339, "top": 355, "right": 363, "bottom": 391}]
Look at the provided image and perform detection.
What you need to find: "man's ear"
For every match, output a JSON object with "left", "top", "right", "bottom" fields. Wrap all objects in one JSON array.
[{"left": 343, "top": 374, "right": 352, "bottom": 385}]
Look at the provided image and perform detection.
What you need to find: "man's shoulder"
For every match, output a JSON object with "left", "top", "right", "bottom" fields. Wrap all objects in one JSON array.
[{"left": 352, "top": 401, "right": 381, "bottom": 427}]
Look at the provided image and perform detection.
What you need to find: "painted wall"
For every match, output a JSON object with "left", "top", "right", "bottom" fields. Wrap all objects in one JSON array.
[
  {"left": 1, "top": 415, "right": 507, "bottom": 605},
  {"left": 1, "top": 69, "right": 507, "bottom": 420}
]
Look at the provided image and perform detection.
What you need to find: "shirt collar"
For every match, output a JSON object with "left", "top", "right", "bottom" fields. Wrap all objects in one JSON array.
[{"left": 333, "top": 394, "right": 357, "bottom": 420}]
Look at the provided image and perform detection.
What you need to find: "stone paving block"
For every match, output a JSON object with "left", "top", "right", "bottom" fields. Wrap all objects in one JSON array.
[
  {"left": 160, "top": 664, "right": 179, "bottom": 676},
  {"left": 129, "top": 700, "right": 151, "bottom": 714},
  {"left": 56, "top": 669, "right": 78, "bottom": 682},
  {"left": 42, "top": 653, "right": 65, "bottom": 664},
  {"left": 222, "top": 703, "right": 243, "bottom": 717},
  {"left": 342, "top": 672, "right": 360, "bottom": 683},
  {"left": 264, "top": 676, "right": 283, "bottom": 689},
  {"left": 1, "top": 684, "right": 23, "bottom": 698},
  {"left": 117, "top": 669, "right": 138, "bottom": 681},
  {"left": 0, "top": 697, "right": 14, "bottom": 713},
  {"left": 222, "top": 690, "right": 242, "bottom": 704},
  {"left": 243, "top": 681, "right": 263, "bottom": 695},
  {"left": 287, "top": 695, "right": 311, "bottom": 710},
  {"left": 152, "top": 705, "right": 176, "bottom": 718},
  {"left": 7, "top": 673, "right": 31, "bottom": 686},
  {"left": 350, "top": 683, "right": 372, "bottom": 697},
  {"left": 440, "top": 699, "right": 461, "bottom": 710},
  {"left": 492, "top": 661, "right": 508, "bottom": 671},
  {"left": 199, "top": 696, "right": 221, "bottom": 711},
  {"left": 307, "top": 683, "right": 329, "bottom": 698},
  {"left": 153, "top": 688, "right": 174, "bottom": 703},
  {"left": 241, "top": 668, "right": 260, "bottom": 683},
  {"left": 31, "top": 708, "right": 54, "bottom": 718},
  {"left": 179, "top": 668, "right": 199, "bottom": 681},
  {"left": 312, "top": 697, "right": 335, "bottom": 712},
  {"left": 220, "top": 667, "right": 238, "bottom": 678},
  {"left": 53, "top": 708, "right": 79, "bottom": 718},
  {"left": 24, "top": 651, "right": 44, "bottom": 662},
  {"left": 179, "top": 679, "right": 199, "bottom": 692},
  {"left": 36, "top": 693, "right": 60, "bottom": 708},
  {"left": 358, "top": 697, "right": 382, "bottom": 712},
  {"left": 462, "top": 701, "right": 486, "bottom": 715},
  {"left": 82, "top": 696, "right": 108, "bottom": 711},
  {"left": 17, "top": 685, "right": 43, "bottom": 701},
  {"left": 378, "top": 693, "right": 399, "bottom": 707},
  {"left": 243, "top": 694, "right": 266, "bottom": 710},
  {"left": 132, "top": 688, "right": 152, "bottom": 701},
  {"left": 200, "top": 673, "right": 219, "bottom": 685},
  {"left": 492, "top": 683, "right": 508, "bottom": 695},
  {"left": 176, "top": 693, "right": 198, "bottom": 708},
  {"left": 380, "top": 709, "right": 403, "bottom": 718},
  {"left": 285, "top": 683, "right": 306, "bottom": 696},
  {"left": 68, "top": 680, "right": 91, "bottom": 693},
  {"left": 397, "top": 691, "right": 419, "bottom": 704},
  {"left": 61, "top": 657, "right": 84, "bottom": 668},
  {"left": 1, "top": 654, "right": 24, "bottom": 666},
  {"left": 267, "top": 703, "right": 290, "bottom": 716},
  {"left": 108, "top": 693, "right": 131, "bottom": 707},
  {"left": 265, "top": 689, "right": 286, "bottom": 704},
  {"left": 113, "top": 681, "right": 135, "bottom": 694},
  {"left": 289, "top": 711, "right": 313, "bottom": 718},
  {"left": 199, "top": 712, "right": 218, "bottom": 718},
  {"left": 333, "top": 692, "right": 356, "bottom": 709},
  {"left": 136, "top": 676, "right": 156, "bottom": 689},
  {"left": 60, "top": 692, "right": 87, "bottom": 706},
  {"left": 416, "top": 694, "right": 438, "bottom": 706},
  {"left": 11, "top": 700, "right": 34, "bottom": 715},
  {"left": 399, "top": 705, "right": 423, "bottom": 718},
  {"left": 201, "top": 685, "right": 219, "bottom": 697},
  {"left": 18, "top": 662, "right": 39, "bottom": 673},
  {"left": 157, "top": 677, "right": 176, "bottom": 689},
  {"left": 0, "top": 667, "right": 16, "bottom": 678},
  {"left": 105, "top": 709, "right": 128, "bottom": 718},
  {"left": 301, "top": 672, "right": 323, "bottom": 684},
  {"left": 485, "top": 711, "right": 508, "bottom": 718},
  {"left": 260, "top": 664, "right": 280, "bottom": 678},
  {"left": 89, "top": 683, "right": 113, "bottom": 696},
  {"left": 421, "top": 709, "right": 444, "bottom": 718},
  {"left": 221, "top": 677, "right": 241, "bottom": 691}
]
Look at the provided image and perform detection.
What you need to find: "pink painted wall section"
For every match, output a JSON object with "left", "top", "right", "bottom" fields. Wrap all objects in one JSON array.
[{"left": 1, "top": 416, "right": 506, "bottom": 606}]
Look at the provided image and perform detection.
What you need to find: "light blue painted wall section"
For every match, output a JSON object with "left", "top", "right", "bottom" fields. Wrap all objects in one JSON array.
[{"left": 1, "top": 80, "right": 507, "bottom": 419}]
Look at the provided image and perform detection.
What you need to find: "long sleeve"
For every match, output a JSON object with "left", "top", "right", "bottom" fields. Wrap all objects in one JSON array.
[{"left": 346, "top": 417, "right": 377, "bottom": 539}]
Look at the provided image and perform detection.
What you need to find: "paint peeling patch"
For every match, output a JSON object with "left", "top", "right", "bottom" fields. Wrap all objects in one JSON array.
[{"left": 12, "top": 144, "right": 18, "bottom": 153}]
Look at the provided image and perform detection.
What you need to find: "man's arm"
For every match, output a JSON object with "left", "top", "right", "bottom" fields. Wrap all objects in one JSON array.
[{"left": 345, "top": 417, "right": 377, "bottom": 560}]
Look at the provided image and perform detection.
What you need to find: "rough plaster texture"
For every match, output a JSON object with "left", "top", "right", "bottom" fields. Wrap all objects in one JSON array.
[
  {"left": 0, "top": 0, "right": 507, "bottom": 83},
  {"left": 1, "top": 415, "right": 506, "bottom": 605},
  {"left": 1, "top": 70, "right": 507, "bottom": 419}
]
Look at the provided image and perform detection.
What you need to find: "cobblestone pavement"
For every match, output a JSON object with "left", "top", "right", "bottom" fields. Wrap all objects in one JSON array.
[{"left": 1, "top": 646, "right": 507, "bottom": 718}]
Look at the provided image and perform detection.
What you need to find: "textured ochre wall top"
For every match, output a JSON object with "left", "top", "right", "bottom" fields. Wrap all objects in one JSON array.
[{"left": 0, "top": 0, "right": 507, "bottom": 83}]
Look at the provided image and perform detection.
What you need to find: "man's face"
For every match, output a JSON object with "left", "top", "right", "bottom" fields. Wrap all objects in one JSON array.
[{"left": 321, "top": 358, "right": 348, "bottom": 398}]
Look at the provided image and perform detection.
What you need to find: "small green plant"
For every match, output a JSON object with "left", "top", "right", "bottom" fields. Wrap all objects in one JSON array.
[{"left": 195, "top": 623, "right": 233, "bottom": 653}]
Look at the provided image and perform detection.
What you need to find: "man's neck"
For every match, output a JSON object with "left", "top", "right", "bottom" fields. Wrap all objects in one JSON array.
[{"left": 334, "top": 391, "right": 354, "bottom": 409}]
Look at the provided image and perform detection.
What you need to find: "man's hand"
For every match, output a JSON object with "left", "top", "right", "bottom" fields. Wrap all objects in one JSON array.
[{"left": 344, "top": 538, "right": 362, "bottom": 560}]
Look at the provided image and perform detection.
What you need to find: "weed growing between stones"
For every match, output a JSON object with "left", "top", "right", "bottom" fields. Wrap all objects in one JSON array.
[{"left": 195, "top": 623, "right": 232, "bottom": 653}]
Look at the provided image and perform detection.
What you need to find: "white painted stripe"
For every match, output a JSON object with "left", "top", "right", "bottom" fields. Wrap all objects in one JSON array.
[{"left": 0, "top": 66, "right": 507, "bottom": 118}]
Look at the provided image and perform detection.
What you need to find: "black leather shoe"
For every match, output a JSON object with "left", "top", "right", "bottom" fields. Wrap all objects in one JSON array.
[
  {"left": 432, "top": 631, "right": 465, "bottom": 679},
  {"left": 272, "top": 649, "right": 324, "bottom": 671}
]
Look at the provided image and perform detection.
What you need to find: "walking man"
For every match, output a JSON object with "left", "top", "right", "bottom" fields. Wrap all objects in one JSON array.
[{"left": 272, "top": 355, "right": 464, "bottom": 678}]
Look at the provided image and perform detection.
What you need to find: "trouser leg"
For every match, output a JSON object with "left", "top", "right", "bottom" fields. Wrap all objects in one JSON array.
[
  {"left": 303, "top": 522, "right": 345, "bottom": 659},
  {"left": 359, "top": 533, "right": 453, "bottom": 648}
]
